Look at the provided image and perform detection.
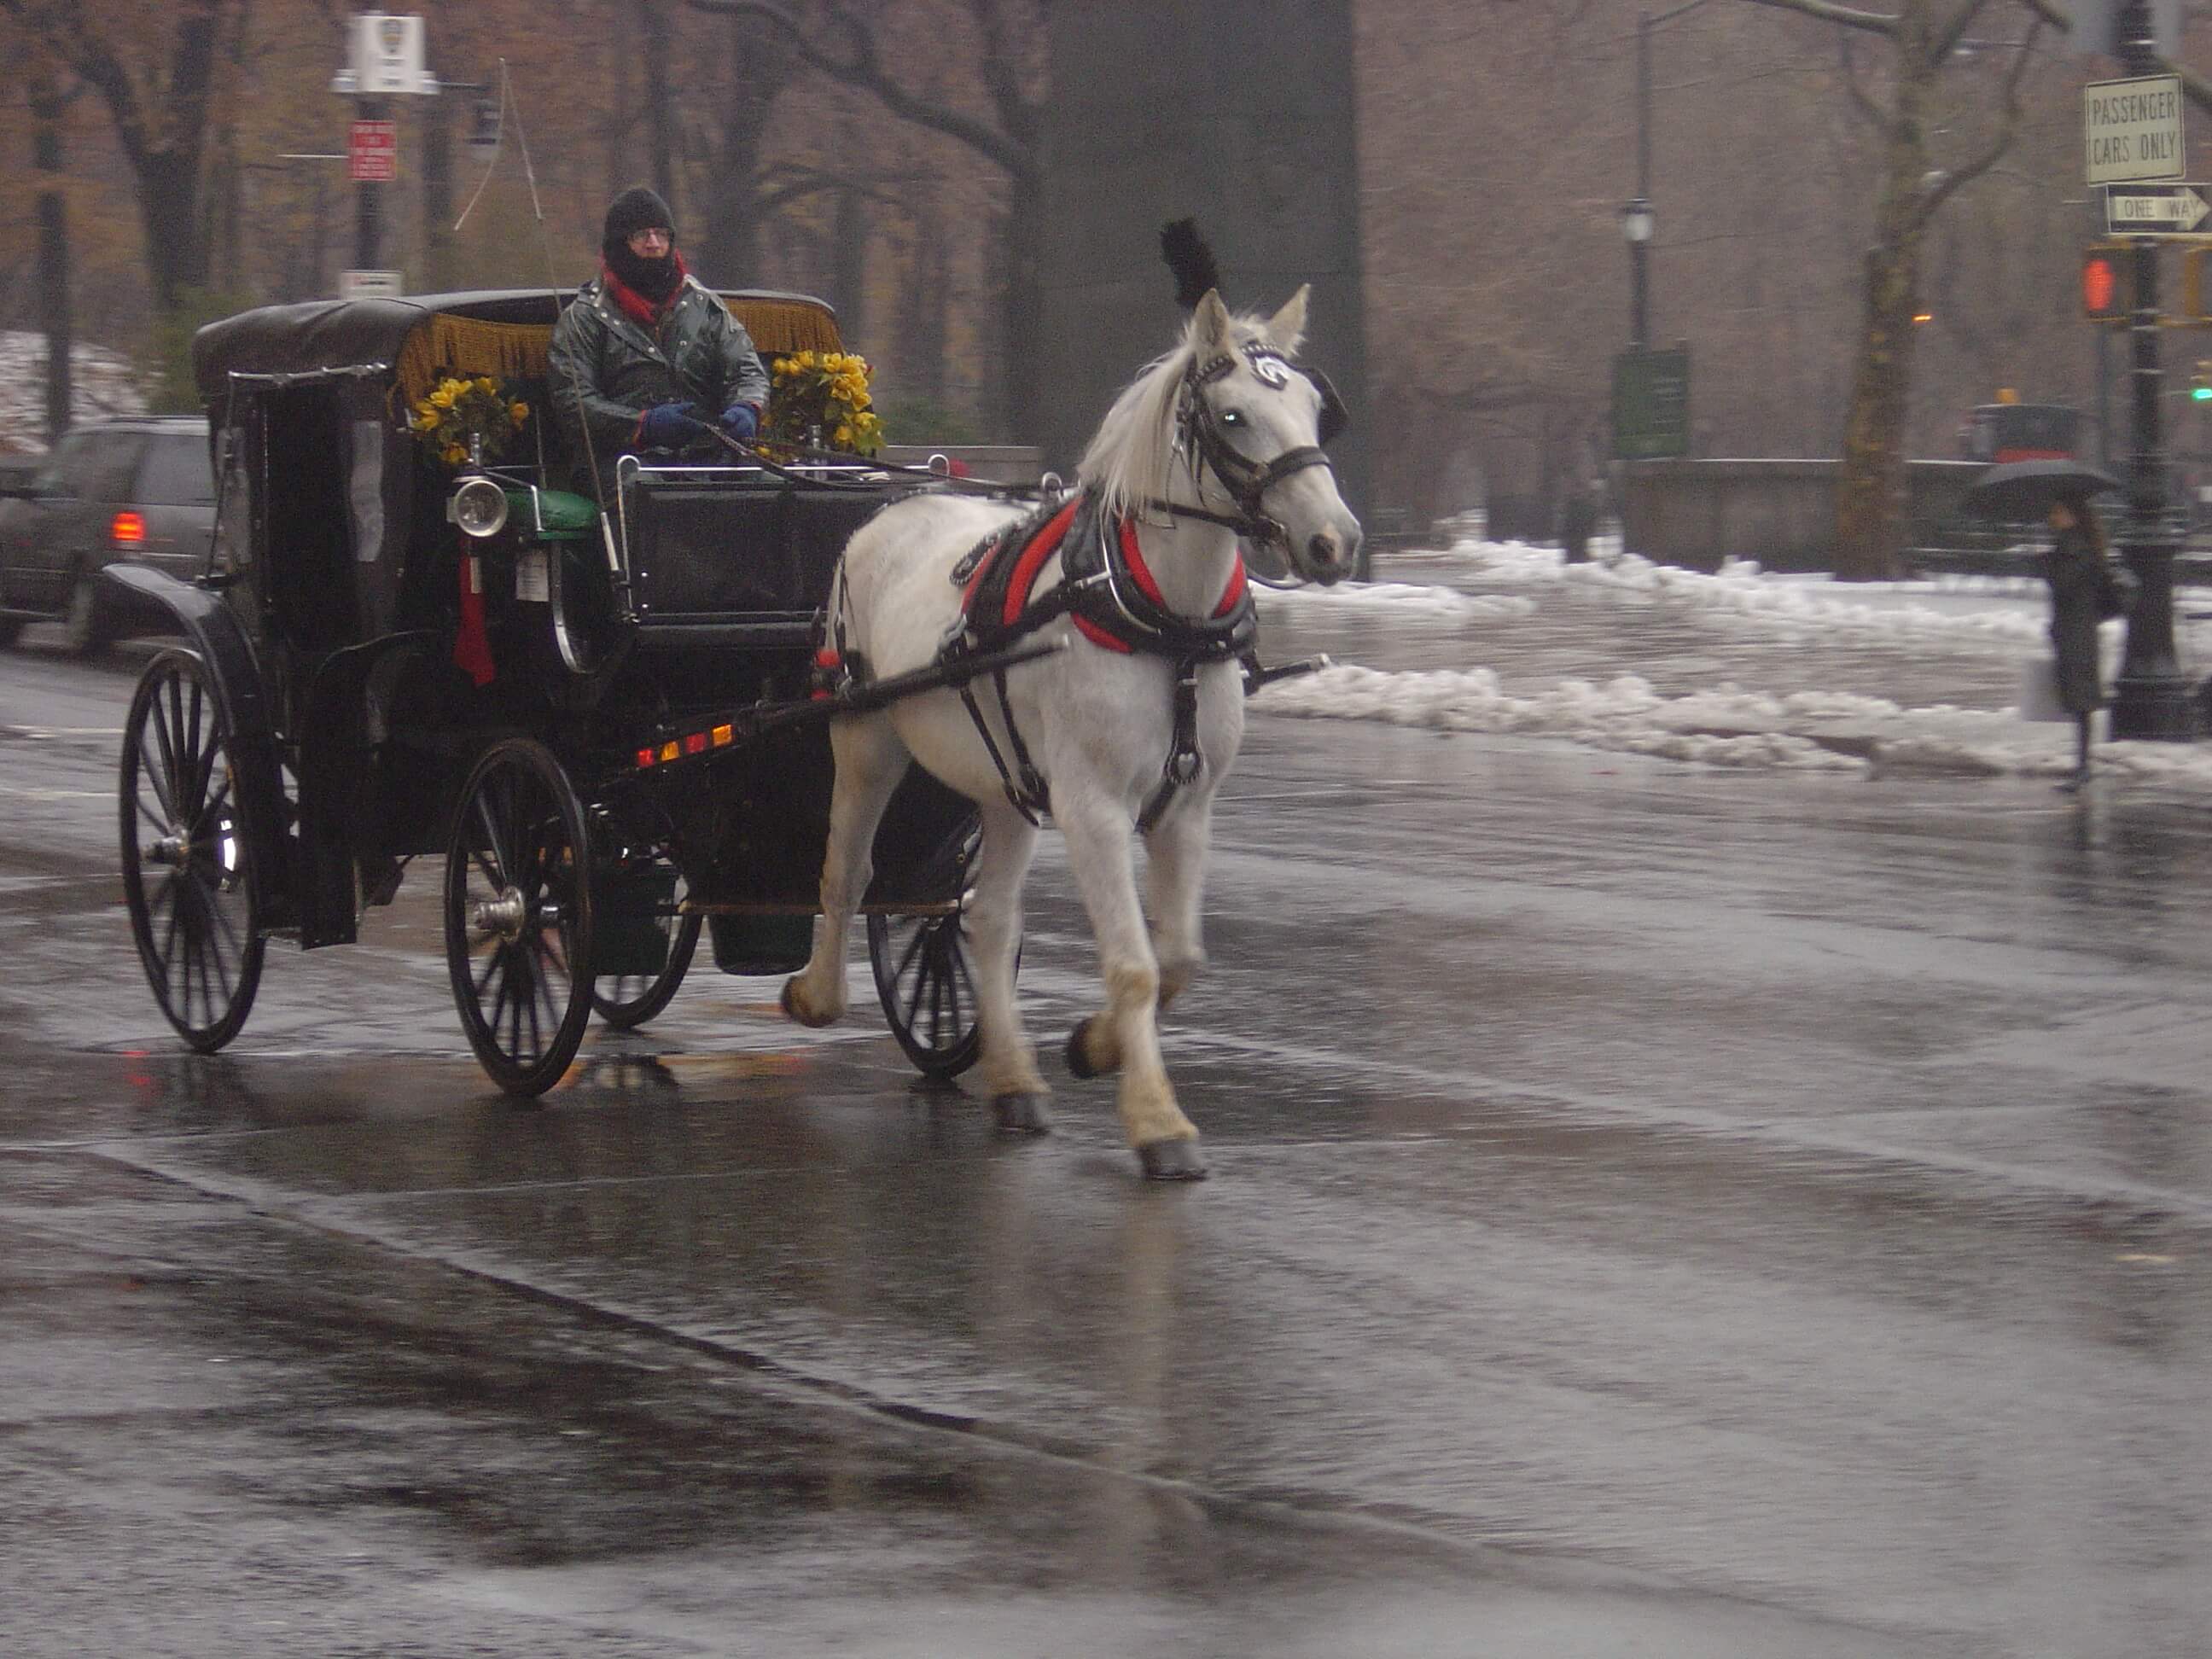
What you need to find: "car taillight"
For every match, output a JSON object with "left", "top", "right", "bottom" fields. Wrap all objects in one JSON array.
[{"left": 111, "top": 511, "right": 147, "bottom": 547}]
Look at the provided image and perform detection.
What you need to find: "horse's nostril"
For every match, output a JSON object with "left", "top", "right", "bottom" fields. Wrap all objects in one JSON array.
[{"left": 1309, "top": 533, "right": 1338, "bottom": 565}]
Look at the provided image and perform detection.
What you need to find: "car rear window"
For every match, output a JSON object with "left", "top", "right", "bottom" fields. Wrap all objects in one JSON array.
[{"left": 137, "top": 433, "right": 216, "bottom": 506}]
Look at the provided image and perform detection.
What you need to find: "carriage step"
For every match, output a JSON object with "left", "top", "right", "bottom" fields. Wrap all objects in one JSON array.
[{"left": 707, "top": 912, "right": 814, "bottom": 975}]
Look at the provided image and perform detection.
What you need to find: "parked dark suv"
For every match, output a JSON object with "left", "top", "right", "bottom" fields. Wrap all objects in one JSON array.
[{"left": 0, "top": 417, "right": 215, "bottom": 654}]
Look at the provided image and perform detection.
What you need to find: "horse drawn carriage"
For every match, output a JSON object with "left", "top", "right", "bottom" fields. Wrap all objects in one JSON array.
[
  {"left": 115, "top": 273, "right": 1359, "bottom": 1176},
  {"left": 109, "top": 286, "right": 1027, "bottom": 1094}
]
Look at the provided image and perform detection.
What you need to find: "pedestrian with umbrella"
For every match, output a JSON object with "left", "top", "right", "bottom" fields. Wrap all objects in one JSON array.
[{"left": 1966, "top": 459, "right": 2133, "bottom": 789}]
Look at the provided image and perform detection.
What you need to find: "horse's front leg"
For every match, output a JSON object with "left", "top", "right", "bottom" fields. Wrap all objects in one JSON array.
[
  {"left": 1057, "top": 792, "right": 1206, "bottom": 1180},
  {"left": 966, "top": 800, "right": 1050, "bottom": 1133},
  {"left": 1066, "top": 788, "right": 1214, "bottom": 1079},
  {"left": 783, "top": 713, "right": 908, "bottom": 1027}
]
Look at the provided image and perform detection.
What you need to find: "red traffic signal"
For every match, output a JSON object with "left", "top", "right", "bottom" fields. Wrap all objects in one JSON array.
[{"left": 2082, "top": 244, "right": 2132, "bottom": 322}]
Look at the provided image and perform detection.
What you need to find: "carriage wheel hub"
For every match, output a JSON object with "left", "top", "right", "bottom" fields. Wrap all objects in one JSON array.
[
  {"left": 474, "top": 888, "right": 528, "bottom": 939},
  {"left": 147, "top": 831, "right": 188, "bottom": 867}
]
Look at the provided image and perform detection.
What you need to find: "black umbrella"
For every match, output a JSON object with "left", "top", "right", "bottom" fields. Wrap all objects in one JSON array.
[{"left": 1964, "top": 458, "right": 2122, "bottom": 520}]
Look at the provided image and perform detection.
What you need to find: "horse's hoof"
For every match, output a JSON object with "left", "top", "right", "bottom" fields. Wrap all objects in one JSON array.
[
  {"left": 1137, "top": 1138, "right": 1208, "bottom": 1181},
  {"left": 1064, "top": 1017, "right": 1103, "bottom": 1080},
  {"left": 779, "top": 977, "right": 835, "bottom": 1028},
  {"left": 992, "top": 1092, "right": 1053, "bottom": 1136}
]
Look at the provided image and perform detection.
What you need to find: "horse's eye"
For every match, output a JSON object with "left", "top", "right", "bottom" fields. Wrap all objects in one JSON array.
[{"left": 1219, "top": 408, "right": 1244, "bottom": 428}]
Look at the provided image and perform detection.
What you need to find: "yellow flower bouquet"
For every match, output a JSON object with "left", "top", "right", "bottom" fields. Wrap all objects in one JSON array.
[
  {"left": 764, "top": 349, "right": 883, "bottom": 457},
  {"left": 410, "top": 374, "right": 530, "bottom": 468}
]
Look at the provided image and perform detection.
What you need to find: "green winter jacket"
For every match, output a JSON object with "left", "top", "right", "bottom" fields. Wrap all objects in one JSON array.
[{"left": 545, "top": 274, "right": 769, "bottom": 495}]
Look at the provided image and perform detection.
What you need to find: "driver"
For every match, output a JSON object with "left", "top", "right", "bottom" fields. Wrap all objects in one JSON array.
[{"left": 546, "top": 186, "right": 769, "bottom": 498}]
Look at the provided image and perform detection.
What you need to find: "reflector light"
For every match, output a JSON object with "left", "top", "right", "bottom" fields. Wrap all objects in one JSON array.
[
  {"left": 712, "top": 724, "right": 734, "bottom": 747},
  {"left": 451, "top": 475, "right": 509, "bottom": 539},
  {"left": 660, "top": 741, "right": 680, "bottom": 762},
  {"left": 681, "top": 731, "right": 705, "bottom": 754},
  {"left": 637, "top": 748, "right": 656, "bottom": 769},
  {"left": 112, "top": 511, "right": 147, "bottom": 547}
]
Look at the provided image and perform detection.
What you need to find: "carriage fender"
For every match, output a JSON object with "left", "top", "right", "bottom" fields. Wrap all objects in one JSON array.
[{"left": 102, "top": 564, "right": 295, "bottom": 928}]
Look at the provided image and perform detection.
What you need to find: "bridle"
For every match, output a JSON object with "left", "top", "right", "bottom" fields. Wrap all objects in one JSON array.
[{"left": 1147, "top": 341, "right": 1348, "bottom": 552}]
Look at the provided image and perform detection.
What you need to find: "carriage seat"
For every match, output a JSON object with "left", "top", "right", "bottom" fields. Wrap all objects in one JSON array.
[{"left": 620, "top": 472, "right": 883, "bottom": 649}]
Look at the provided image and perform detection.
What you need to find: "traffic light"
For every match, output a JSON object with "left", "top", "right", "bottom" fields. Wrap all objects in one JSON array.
[
  {"left": 2182, "top": 247, "right": 2212, "bottom": 326},
  {"left": 2081, "top": 243, "right": 2133, "bottom": 322}
]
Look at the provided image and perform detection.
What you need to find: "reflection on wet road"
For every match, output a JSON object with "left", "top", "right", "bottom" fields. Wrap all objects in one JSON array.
[{"left": 2, "top": 594, "right": 2208, "bottom": 1655}]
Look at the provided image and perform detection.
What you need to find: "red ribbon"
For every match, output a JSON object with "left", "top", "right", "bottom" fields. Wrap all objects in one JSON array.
[{"left": 453, "top": 552, "right": 495, "bottom": 687}]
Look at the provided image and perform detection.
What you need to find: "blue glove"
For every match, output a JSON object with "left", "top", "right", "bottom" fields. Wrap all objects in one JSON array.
[
  {"left": 719, "top": 403, "right": 760, "bottom": 442},
  {"left": 639, "top": 401, "right": 706, "bottom": 449}
]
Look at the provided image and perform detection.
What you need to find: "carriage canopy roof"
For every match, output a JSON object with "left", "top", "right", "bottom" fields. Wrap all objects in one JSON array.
[{"left": 190, "top": 288, "right": 843, "bottom": 410}]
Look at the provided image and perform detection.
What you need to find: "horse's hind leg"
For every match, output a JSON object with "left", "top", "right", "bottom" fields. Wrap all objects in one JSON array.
[
  {"left": 783, "top": 713, "right": 908, "bottom": 1027},
  {"left": 967, "top": 800, "right": 1050, "bottom": 1133},
  {"left": 1065, "top": 792, "right": 1214, "bottom": 1082},
  {"left": 1057, "top": 795, "right": 1205, "bottom": 1179}
]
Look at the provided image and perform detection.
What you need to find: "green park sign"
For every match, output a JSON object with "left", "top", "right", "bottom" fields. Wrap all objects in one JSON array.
[{"left": 1612, "top": 346, "right": 1691, "bottom": 460}]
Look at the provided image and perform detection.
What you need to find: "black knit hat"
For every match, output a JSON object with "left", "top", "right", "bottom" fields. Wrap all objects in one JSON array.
[{"left": 603, "top": 186, "right": 675, "bottom": 253}]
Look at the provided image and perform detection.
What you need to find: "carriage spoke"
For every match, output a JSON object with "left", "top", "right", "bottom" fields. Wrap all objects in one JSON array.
[
  {"left": 474, "top": 797, "right": 511, "bottom": 887},
  {"left": 148, "top": 708, "right": 180, "bottom": 822},
  {"left": 894, "top": 919, "right": 929, "bottom": 984},
  {"left": 486, "top": 955, "right": 514, "bottom": 1042},
  {"left": 197, "top": 772, "right": 234, "bottom": 835},
  {"left": 135, "top": 795, "right": 170, "bottom": 836}
]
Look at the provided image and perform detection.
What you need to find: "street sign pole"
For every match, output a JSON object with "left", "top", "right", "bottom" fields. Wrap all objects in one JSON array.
[
  {"left": 2106, "top": 17, "right": 2199, "bottom": 738},
  {"left": 353, "top": 98, "right": 387, "bottom": 271}
]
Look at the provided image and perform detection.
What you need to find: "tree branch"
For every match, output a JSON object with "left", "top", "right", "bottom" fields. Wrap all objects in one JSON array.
[
  {"left": 1910, "top": 13, "right": 2043, "bottom": 231},
  {"left": 1739, "top": 0, "right": 1898, "bottom": 35},
  {"left": 682, "top": 0, "right": 1038, "bottom": 178}
]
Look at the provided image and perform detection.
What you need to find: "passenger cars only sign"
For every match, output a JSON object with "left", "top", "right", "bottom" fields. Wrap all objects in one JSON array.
[{"left": 2085, "top": 74, "right": 2185, "bottom": 185}]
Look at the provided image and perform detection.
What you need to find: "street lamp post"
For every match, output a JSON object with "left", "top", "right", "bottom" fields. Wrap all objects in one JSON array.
[
  {"left": 1621, "top": 198, "right": 1654, "bottom": 351},
  {"left": 2108, "top": 0, "right": 2198, "bottom": 740}
]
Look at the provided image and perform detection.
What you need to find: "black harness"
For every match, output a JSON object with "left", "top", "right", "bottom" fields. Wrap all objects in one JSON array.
[
  {"left": 941, "top": 490, "right": 1255, "bottom": 830},
  {"left": 822, "top": 339, "right": 1346, "bottom": 832}
]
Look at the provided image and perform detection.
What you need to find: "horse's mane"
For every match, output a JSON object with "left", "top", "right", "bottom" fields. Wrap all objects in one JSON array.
[{"left": 1077, "top": 311, "right": 1275, "bottom": 521}]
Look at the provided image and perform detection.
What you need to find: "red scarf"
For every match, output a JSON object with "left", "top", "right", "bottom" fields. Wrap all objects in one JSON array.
[{"left": 601, "top": 250, "right": 688, "bottom": 328}]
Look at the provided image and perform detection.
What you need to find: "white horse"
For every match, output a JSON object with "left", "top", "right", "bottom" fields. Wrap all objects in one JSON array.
[{"left": 783, "top": 287, "right": 1360, "bottom": 1179}]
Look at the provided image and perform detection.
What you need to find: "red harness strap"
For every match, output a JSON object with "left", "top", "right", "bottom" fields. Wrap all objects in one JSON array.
[{"left": 1071, "top": 515, "right": 1248, "bottom": 652}]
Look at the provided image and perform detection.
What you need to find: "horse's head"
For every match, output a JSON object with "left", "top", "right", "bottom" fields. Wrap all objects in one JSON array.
[{"left": 1179, "top": 287, "right": 1363, "bottom": 585}]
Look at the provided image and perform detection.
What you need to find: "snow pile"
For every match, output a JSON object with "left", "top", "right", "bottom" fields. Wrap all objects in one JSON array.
[
  {"left": 1255, "top": 664, "right": 1860, "bottom": 771},
  {"left": 0, "top": 332, "right": 148, "bottom": 454},
  {"left": 1440, "top": 539, "right": 2047, "bottom": 644},
  {"left": 1247, "top": 538, "right": 2212, "bottom": 789},
  {"left": 1254, "top": 579, "right": 1533, "bottom": 620}
]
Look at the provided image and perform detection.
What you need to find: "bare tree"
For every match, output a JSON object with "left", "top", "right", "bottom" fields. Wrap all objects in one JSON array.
[
  {"left": 26, "top": 63, "right": 79, "bottom": 439},
  {"left": 1736, "top": 0, "right": 2044, "bottom": 577},
  {"left": 0, "top": 0, "right": 247, "bottom": 317},
  {"left": 684, "top": 0, "right": 1045, "bottom": 436}
]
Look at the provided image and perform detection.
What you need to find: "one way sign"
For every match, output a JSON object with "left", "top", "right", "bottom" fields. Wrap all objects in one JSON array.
[{"left": 2104, "top": 183, "right": 2211, "bottom": 233}]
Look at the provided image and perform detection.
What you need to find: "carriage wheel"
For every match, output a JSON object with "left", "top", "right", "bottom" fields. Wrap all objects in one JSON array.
[
  {"left": 590, "top": 866, "right": 702, "bottom": 1030},
  {"left": 444, "top": 737, "right": 596, "bottom": 1096},
  {"left": 867, "top": 817, "right": 1000, "bottom": 1080},
  {"left": 120, "top": 650, "right": 265, "bottom": 1052}
]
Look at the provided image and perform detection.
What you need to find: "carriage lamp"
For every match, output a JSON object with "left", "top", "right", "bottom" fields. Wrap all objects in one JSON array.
[
  {"left": 450, "top": 475, "right": 509, "bottom": 539},
  {"left": 111, "top": 510, "right": 147, "bottom": 548}
]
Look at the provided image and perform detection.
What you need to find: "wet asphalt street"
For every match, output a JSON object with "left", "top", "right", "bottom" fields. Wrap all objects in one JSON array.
[{"left": 2, "top": 579, "right": 2209, "bottom": 1657}]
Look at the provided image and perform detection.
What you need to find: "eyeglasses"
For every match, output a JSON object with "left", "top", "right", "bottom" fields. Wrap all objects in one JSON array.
[{"left": 626, "top": 228, "right": 672, "bottom": 252}]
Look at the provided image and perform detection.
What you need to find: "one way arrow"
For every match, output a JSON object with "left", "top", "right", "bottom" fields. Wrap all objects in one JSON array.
[{"left": 2106, "top": 185, "right": 2211, "bottom": 232}]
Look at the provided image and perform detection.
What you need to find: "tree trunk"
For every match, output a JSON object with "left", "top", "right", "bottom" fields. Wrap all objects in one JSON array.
[
  {"left": 999, "top": 169, "right": 1044, "bottom": 442},
  {"left": 831, "top": 186, "right": 868, "bottom": 350},
  {"left": 899, "top": 201, "right": 950, "bottom": 408},
  {"left": 138, "top": 149, "right": 213, "bottom": 312},
  {"left": 640, "top": 0, "right": 677, "bottom": 208},
  {"left": 32, "top": 77, "right": 72, "bottom": 443},
  {"left": 1832, "top": 47, "right": 1936, "bottom": 581}
]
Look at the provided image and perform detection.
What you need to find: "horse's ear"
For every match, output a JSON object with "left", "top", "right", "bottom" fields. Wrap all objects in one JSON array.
[
  {"left": 1188, "top": 288, "right": 1234, "bottom": 356},
  {"left": 1264, "top": 285, "right": 1310, "bottom": 356}
]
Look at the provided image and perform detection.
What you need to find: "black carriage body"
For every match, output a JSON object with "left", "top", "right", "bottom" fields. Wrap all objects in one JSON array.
[{"left": 121, "top": 288, "right": 966, "bottom": 953}]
